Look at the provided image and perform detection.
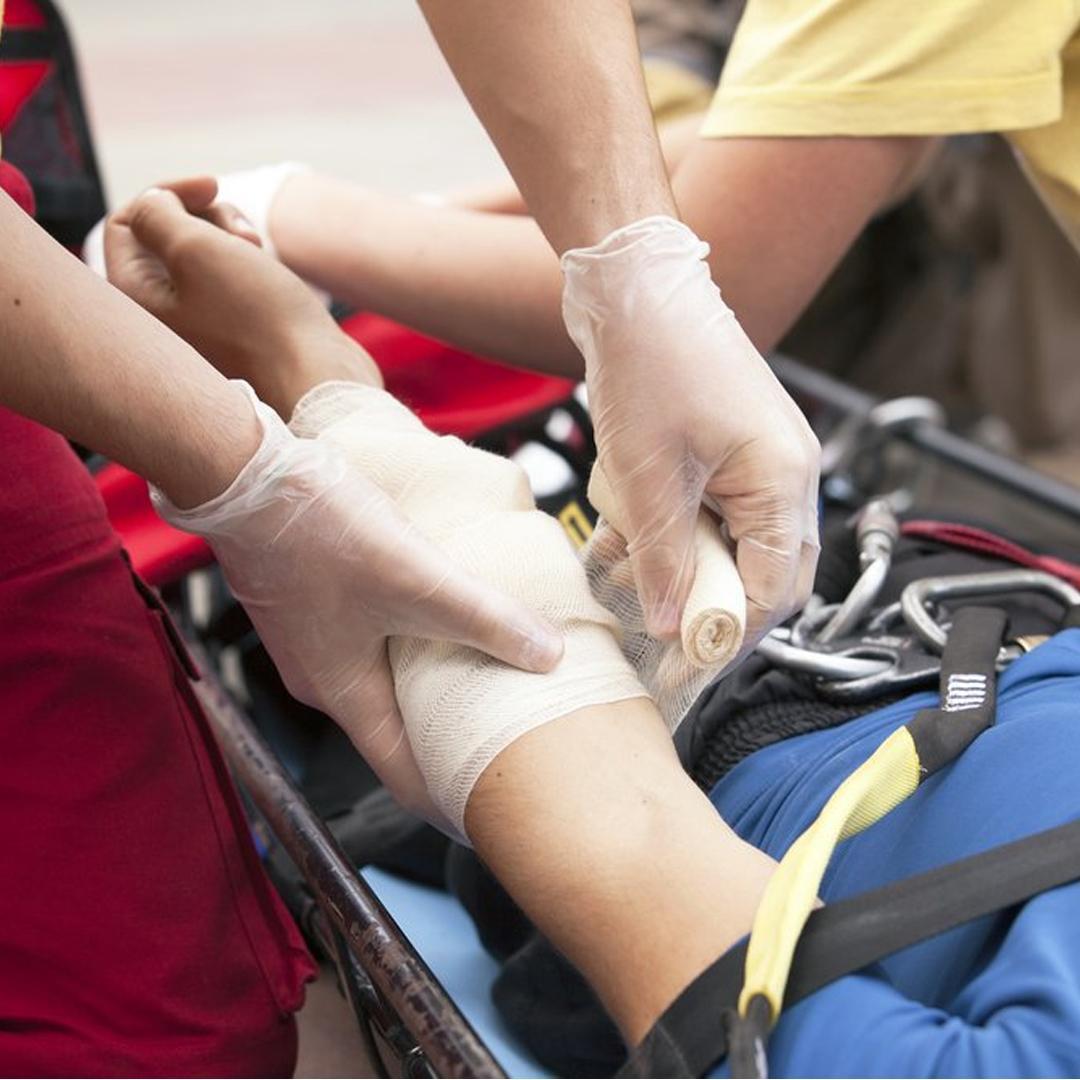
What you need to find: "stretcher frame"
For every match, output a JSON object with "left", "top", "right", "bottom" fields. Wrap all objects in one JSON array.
[{"left": 190, "top": 357, "right": 1080, "bottom": 1080}]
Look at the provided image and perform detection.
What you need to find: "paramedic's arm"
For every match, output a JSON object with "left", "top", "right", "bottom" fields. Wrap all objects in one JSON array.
[
  {"left": 0, "top": 190, "right": 562, "bottom": 821},
  {"left": 417, "top": 0, "right": 675, "bottom": 251},
  {"left": 0, "top": 190, "right": 258, "bottom": 508},
  {"left": 274, "top": 135, "right": 932, "bottom": 374},
  {"left": 418, "top": 2, "right": 817, "bottom": 649}
]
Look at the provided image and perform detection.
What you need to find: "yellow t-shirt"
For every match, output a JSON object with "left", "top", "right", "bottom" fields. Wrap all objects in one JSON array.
[{"left": 701, "top": 0, "right": 1080, "bottom": 247}]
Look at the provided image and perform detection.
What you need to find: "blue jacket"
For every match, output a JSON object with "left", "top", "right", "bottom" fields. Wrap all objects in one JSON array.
[{"left": 709, "top": 629, "right": 1080, "bottom": 1078}]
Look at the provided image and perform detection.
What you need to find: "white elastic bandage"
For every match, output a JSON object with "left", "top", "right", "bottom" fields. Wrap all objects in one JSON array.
[
  {"left": 214, "top": 161, "right": 309, "bottom": 260},
  {"left": 290, "top": 383, "right": 648, "bottom": 836},
  {"left": 584, "top": 467, "right": 746, "bottom": 728}
]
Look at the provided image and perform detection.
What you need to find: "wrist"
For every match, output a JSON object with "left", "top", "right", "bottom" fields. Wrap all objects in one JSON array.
[
  {"left": 211, "top": 325, "right": 382, "bottom": 422},
  {"left": 272, "top": 330, "right": 383, "bottom": 420},
  {"left": 156, "top": 379, "right": 262, "bottom": 509}
]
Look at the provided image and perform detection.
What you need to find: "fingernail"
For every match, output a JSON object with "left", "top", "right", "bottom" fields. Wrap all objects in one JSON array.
[{"left": 142, "top": 186, "right": 166, "bottom": 198}]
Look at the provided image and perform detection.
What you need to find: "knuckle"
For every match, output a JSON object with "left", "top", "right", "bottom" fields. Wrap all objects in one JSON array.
[
  {"left": 126, "top": 198, "right": 157, "bottom": 235},
  {"left": 772, "top": 440, "right": 813, "bottom": 481}
]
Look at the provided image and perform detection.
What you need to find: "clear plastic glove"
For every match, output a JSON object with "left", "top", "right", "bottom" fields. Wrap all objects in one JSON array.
[
  {"left": 153, "top": 383, "right": 563, "bottom": 826},
  {"left": 561, "top": 215, "right": 820, "bottom": 645}
]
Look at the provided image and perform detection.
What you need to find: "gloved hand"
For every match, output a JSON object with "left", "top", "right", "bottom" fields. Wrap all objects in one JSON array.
[
  {"left": 561, "top": 215, "right": 820, "bottom": 645},
  {"left": 152, "top": 388, "right": 564, "bottom": 828}
]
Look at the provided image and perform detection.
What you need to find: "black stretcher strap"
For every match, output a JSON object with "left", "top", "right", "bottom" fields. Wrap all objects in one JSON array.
[
  {"left": 907, "top": 607, "right": 1006, "bottom": 777},
  {"left": 725, "top": 607, "right": 1008, "bottom": 1079},
  {"left": 618, "top": 815, "right": 1080, "bottom": 1079}
]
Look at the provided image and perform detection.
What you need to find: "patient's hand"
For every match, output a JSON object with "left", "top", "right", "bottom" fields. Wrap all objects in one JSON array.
[{"left": 105, "top": 179, "right": 380, "bottom": 416}]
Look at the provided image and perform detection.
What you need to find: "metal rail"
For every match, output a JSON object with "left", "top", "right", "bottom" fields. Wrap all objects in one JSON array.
[
  {"left": 771, "top": 354, "right": 1080, "bottom": 522},
  {"left": 188, "top": 642, "right": 507, "bottom": 1080}
]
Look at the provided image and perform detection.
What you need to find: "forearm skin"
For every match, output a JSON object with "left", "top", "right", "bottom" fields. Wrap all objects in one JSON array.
[{"left": 0, "top": 193, "right": 258, "bottom": 507}]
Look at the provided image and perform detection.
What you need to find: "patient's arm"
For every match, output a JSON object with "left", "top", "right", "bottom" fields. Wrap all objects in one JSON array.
[
  {"left": 269, "top": 135, "right": 930, "bottom": 376},
  {"left": 105, "top": 194, "right": 775, "bottom": 1043},
  {"left": 467, "top": 703, "right": 775, "bottom": 1042},
  {"left": 290, "top": 357, "right": 774, "bottom": 1039}
]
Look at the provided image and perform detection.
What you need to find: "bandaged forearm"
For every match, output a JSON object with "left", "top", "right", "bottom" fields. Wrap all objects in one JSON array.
[
  {"left": 291, "top": 383, "right": 644, "bottom": 835},
  {"left": 290, "top": 382, "right": 745, "bottom": 835}
]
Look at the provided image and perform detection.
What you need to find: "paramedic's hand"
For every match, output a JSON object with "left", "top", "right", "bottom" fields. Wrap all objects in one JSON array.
[
  {"left": 153, "top": 385, "right": 563, "bottom": 826},
  {"left": 562, "top": 216, "right": 820, "bottom": 644},
  {"left": 103, "top": 179, "right": 373, "bottom": 418}
]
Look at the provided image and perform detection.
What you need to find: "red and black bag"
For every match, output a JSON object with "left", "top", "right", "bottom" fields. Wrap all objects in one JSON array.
[{"left": 0, "top": 0, "right": 105, "bottom": 247}]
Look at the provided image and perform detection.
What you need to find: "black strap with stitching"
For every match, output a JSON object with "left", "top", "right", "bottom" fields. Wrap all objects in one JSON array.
[{"left": 619, "top": 816, "right": 1080, "bottom": 1078}]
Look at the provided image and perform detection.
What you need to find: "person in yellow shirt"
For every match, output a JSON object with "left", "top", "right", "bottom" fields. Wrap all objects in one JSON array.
[
  {"left": 207, "top": 0, "right": 1079, "bottom": 389},
  {"left": 706, "top": 0, "right": 1080, "bottom": 246}
]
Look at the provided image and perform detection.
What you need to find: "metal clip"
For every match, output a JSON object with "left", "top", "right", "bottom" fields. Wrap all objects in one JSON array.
[{"left": 900, "top": 570, "right": 1080, "bottom": 664}]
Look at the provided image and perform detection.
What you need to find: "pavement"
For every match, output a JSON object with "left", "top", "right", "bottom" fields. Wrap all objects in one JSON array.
[{"left": 62, "top": 0, "right": 509, "bottom": 205}]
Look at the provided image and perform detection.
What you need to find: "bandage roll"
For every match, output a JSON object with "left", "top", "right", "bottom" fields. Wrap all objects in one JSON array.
[
  {"left": 291, "top": 382, "right": 647, "bottom": 837},
  {"left": 585, "top": 465, "right": 746, "bottom": 728}
]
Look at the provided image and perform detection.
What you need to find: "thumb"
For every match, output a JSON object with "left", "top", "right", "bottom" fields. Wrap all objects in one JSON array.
[
  {"left": 124, "top": 186, "right": 209, "bottom": 266},
  {"left": 406, "top": 556, "right": 564, "bottom": 674}
]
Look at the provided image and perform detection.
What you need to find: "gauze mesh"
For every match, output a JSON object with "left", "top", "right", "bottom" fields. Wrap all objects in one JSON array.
[
  {"left": 290, "top": 381, "right": 746, "bottom": 833},
  {"left": 584, "top": 467, "right": 746, "bottom": 728},
  {"left": 290, "top": 383, "right": 647, "bottom": 836}
]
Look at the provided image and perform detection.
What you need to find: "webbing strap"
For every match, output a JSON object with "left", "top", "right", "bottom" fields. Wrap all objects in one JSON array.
[
  {"left": 736, "top": 726, "right": 920, "bottom": 1018},
  {"left": 908, "top": 608, "right": 1006, "bottom": 776},
  {"left": 731, "top": 608, "right": 1006, "bottom": 1075},
  {"left": 619, "top": 816, "right": 1080, "bottom": 1079}
]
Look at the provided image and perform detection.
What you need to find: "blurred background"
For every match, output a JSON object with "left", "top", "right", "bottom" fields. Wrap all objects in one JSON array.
[
  {"left": 13, "top": 4, "right": 1080, "bottom": 1073},
  {"left": 64, "top": 0, "right": 511, "bottom": 200}
]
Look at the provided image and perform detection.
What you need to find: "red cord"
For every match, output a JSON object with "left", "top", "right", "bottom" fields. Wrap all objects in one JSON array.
[{"left": 901, "top": 520, "right": 1080, "bottom": 589}]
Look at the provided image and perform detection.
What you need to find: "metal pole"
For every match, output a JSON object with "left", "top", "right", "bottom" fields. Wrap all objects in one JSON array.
[
  {"left": 189, "top": 645, "right": 507, "bottom": 1079},
  {"left": 771, "top": 354, "right": 1080, "bottom": 521}
]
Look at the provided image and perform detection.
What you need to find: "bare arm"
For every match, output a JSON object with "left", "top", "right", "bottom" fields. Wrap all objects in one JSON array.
[
  {"left": 467, "top": 700, "right": 775, "bottom": 1043},
  {"left": 272, "top": 134, "right": 931, "bottom": 374},
  {"left": 673, "top": 135, "right": 936, "bottom": 350},
  {"left": 0, "top": 192, "right": 257, "bottom": 507},
  {"left": 417, "top": 0, "right": 675, "bottom": 252},
  {"left": 272, "top": 176, "right": 569, "bottom": 371}
]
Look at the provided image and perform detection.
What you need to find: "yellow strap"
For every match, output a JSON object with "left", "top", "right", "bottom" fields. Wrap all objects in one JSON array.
[{"left": 739, "top": 725, "right": 921, "bottom": 1019}]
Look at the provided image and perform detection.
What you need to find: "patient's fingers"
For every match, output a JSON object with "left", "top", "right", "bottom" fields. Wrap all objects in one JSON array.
[
  {"left": 125, "top": 187, "right": 211, "bottom": 263},
  {"left": 158, "top": 175, "right": 218, "bottom": 214},
  {"left": 149, "top": 178, "right": 260, "bottom": 246},
  {"left": 202, "top": 201, "right": 262, "bottom": 247},
  {"left": 103, "top": 209, "right": 173, "bottom": 312}
]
